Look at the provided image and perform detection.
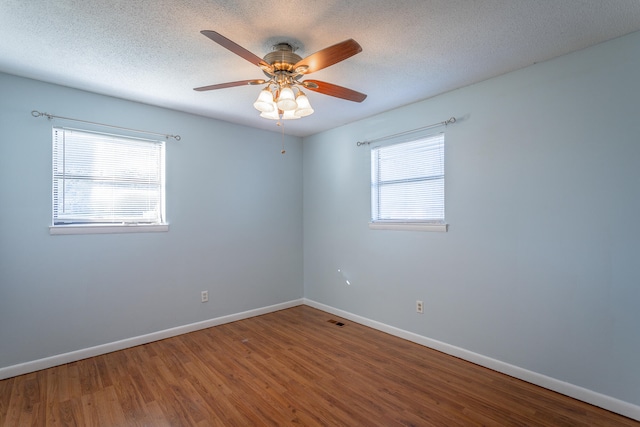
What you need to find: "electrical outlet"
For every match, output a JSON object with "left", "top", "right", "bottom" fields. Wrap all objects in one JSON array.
[
  {"left": 201, "top": 290, "right": 209, "bottom": 303},
  {"left": 416, "top": 300, "right": 424, "bottom": 314}
]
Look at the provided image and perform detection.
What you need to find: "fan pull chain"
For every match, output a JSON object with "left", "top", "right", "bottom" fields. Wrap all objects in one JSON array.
[{"left": 278, "top": 120, "right": 286, "bottom": 154}]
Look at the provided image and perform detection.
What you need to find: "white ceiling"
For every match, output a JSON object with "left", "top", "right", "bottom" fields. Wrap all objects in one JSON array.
[{"left": 2, "top": 0, "right": 640, "bottom": 137}]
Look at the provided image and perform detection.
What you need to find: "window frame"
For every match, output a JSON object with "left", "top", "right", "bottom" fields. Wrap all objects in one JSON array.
[
  {"left": 369, "top": 131, "right": 448, "bottom": 232},
  {"left": 50, "top": 127, "right": 168, "bottom": 235}
]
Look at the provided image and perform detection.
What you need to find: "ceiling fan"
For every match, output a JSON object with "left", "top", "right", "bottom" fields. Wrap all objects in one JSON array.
[{"left": 194, "top": 31, "right": 367, "bottom": 120}]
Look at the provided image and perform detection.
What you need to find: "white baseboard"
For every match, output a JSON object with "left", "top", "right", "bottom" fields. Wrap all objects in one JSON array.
[
  {"left": 0, "top": 299, "right": 304, "bottom": 381},
  {"left": 303, "top": 298, "right": 640, "bottom": 422}
]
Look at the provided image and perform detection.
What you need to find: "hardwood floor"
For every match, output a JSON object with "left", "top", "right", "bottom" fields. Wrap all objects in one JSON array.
[{"left": 1, "top": 305, "right": 637, "bottom": 426}]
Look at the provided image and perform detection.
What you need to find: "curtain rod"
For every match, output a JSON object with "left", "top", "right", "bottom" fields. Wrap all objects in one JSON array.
[
  {"left": 31, "top": 110, "right": 181, "bottom": 141},
  {"left": 356, "top": 116, "right": 456, "bottom": 147}
]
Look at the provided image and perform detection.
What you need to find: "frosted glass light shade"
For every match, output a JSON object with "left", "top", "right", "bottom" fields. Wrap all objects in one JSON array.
[
  {"left": 260, "top": 103, "right": 280, "bottom": 120},
  {"left": 294, "top": 92, "right": 314, "bottom": 117},
  {"left": 281, "top": 109, "right": 300, "bottom": 120},
  {"left": 276, "top": 87, "right": 297, "bottom": 111},
  {"left": 253, "top": 88, "right": 275, "bottom": 112}
]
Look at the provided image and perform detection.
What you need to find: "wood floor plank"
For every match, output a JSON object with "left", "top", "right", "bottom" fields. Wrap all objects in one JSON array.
[
  {"left": 80, "top": 393, "right": 100, "bottom": 427},
  {"left": 1, "top": 305, "right": 638, "bottom": 426},
  {"left": 0, "top": 377, "right": 14, "bottom": 426}
]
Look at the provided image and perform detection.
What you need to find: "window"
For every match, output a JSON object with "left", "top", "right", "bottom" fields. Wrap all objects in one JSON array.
[
  {"left": 51, "top": 127, "right": 167, "bottom": 234},
  {"left": 370, "top": 132, "right": 446, "bottom": 231}
]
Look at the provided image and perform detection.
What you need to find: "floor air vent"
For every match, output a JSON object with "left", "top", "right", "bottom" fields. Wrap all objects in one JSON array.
[{"left": 328, "top": 319, "right": 345, "bottom": 327}]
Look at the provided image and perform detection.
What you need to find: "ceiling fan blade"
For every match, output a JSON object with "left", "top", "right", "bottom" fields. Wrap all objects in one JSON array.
[
  {"left": 302, "top": 80, "right": 367, "bottom": 102},
  {"left": 294, "top": 39, "right": 362, "bottom": 74},
  {"left": 194, "top": 79, "right": 266, "bottom": 92},
  {"left": 201, "top": 30, "right": 272, "bottom": 72}
]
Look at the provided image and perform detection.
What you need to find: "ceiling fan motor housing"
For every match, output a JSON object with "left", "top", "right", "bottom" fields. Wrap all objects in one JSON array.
[{"left": 263, "top": 43, "right": 302, "bottom": 75}]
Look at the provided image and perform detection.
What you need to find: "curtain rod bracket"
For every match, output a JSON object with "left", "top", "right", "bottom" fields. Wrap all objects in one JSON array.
[
  {"left": 32, "top": 110, "right": 53, "bottom": 120},
  {"left": 31, "top": 110, "right": 181, "bottom": 141}
]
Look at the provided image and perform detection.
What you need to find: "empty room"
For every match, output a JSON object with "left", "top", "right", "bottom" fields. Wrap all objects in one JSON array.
[{"left": 1, "top": 1, "right": 639, "bottom": 425}]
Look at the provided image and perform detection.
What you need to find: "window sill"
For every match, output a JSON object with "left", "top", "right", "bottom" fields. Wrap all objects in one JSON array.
[
  {"left": 49, "top": 224, "right": 169, "bottom": 235},
  {"left": 368, "top": 222, "right": 448, "bottom": 232}
]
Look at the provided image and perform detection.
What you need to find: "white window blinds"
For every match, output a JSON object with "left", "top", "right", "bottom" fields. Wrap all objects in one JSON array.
[
  {"left": 371, "top": 132, "right": 445, "bottom": 223},
  {"left": 52, "top": 127, "right": 166, "bottom": 226}
]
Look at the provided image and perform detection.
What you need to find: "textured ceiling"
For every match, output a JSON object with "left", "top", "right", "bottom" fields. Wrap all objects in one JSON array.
[{"left": 1, "top": 0, "right": 640, "bottom": 137}]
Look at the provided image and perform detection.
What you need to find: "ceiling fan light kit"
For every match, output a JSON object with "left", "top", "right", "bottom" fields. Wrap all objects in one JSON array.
[
  {"left": 194, "top": 30, "right": 367, "bottom": 122},
  {"left": 253, "top": 86, "right": 313, "bottom": 120}
]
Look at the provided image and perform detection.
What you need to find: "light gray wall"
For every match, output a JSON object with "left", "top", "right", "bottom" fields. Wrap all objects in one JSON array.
[
  {"left": 303, "top": 31, "right": 640, "bottom": 406},
  {"left": 0, "top": 73, "right": 303, "bottom": 368}
]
